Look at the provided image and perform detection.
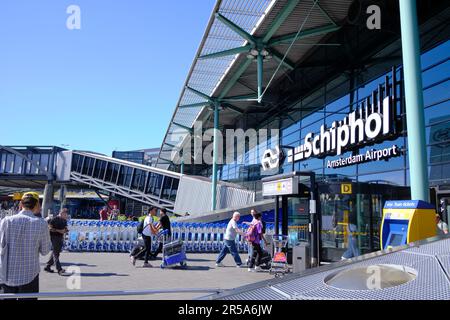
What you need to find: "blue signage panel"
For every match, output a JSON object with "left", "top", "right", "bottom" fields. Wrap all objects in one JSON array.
[{"left": 384, "top": 200, "right": 435, "bottom": 210}]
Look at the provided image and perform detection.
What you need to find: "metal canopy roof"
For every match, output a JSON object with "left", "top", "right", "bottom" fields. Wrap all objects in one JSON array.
[{"left": 156, "top": 0, "right": 353, "bottom": 169}]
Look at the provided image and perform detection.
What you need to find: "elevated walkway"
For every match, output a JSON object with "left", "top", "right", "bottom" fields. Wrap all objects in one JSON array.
[{"left": 0, "top": 146, "right": 255, "bottom": 215}]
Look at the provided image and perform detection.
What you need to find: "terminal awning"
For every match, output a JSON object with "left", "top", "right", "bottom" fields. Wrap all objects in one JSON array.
[{"left": 156, "top": 0, "right": 353, "bottom": 169}]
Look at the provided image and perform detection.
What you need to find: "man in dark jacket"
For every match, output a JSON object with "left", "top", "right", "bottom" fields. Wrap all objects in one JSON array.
[
  {"left": 44, "top": 208, "right": 69, "bottom": 275},
  {"left": 151, "top": 208, "right": 172, "bottom": 258}
]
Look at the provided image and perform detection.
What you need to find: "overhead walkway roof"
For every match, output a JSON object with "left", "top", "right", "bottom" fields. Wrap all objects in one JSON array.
[{"left": 156, "top": 0, "right": 353, "bottom": 169}]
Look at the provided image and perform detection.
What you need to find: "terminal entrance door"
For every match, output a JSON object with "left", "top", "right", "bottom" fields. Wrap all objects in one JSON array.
[
  {"left": 320, "top": 193, "right": 375, "bottom": 262},
  {"left": 319, "top": 182, "right": 411, "bottom": 262}
]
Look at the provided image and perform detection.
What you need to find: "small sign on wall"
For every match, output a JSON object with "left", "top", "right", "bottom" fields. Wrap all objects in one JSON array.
[{"left": 341, "top": 183, "right": 353, "bottom": 195}]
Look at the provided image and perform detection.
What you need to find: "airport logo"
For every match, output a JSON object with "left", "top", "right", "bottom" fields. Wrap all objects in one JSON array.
[
  {"left": 288, "top": 71, "right": 399, "bottom": 164},
  {"left": 261, "top": 146, "right": 284, "bottom": 171}
]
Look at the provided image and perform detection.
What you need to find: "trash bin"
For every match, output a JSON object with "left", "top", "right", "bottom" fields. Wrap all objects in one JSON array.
[{"left": 292, "top": 242, "right": 310, "bottom": 273}]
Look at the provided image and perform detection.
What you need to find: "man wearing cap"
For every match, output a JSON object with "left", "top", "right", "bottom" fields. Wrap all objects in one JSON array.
[{"left": 0, "top": 192, "right": 51, "bottom": 298}]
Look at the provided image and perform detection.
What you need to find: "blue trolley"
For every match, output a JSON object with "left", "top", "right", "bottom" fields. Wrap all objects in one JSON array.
[{"left": 159, "top": 230, "right": 188, "bottom": 269}]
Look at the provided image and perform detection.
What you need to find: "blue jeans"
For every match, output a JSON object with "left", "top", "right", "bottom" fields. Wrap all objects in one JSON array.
[
  {"left": 342, "top": 235, "right": 360, "bottom": 259},
  {"left": 216, "top": 240, "right": 242, "bottom": 265}
]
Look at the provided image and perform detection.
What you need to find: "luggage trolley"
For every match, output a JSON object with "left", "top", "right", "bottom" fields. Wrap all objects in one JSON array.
[
  {"left": 160, "top": 229, "right": 188, "bottom": 269},
  {"left": 270, "top": 235, "right": 290, "bottom": 277}
]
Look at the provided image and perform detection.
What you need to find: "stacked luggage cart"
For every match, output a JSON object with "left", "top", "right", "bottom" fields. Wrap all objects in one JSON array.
[{"left": 64, "top": 220, "right": 275, "bottom": 254}]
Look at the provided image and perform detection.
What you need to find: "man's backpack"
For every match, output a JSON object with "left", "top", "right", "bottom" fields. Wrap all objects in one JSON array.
[{"left": 137, "top": 221, "right": 144, "bottom": 234}]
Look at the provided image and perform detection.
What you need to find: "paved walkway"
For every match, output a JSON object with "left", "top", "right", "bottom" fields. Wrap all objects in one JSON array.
[{"left": 38, "top": 252, "right": 272, "bottom": 300}]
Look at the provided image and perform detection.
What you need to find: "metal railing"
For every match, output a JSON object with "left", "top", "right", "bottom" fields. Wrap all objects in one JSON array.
[{"left": 0, "top": 288, "right": 223, "bottom": 300}]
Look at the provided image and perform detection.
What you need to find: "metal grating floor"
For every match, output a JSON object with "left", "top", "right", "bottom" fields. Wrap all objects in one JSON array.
[{"left": 203, "top": 237, "right": 450, "bottom": 300}]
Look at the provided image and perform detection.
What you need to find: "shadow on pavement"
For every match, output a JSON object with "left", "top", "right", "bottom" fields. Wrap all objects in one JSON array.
[
  {"left": 76, "top": 273, "right": 129, "bottom": 277},
  {"left": 61, "top": 263, "right": 97, "bottom": 268},
  {"left": 179, "top": 266, "right": 210, "bottom": 271},
  {"left": 186, "top": 258, "right": 213, "bottom": 262}
]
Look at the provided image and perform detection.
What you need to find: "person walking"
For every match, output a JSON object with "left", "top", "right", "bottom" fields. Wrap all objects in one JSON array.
[
  {"left": 436, "top": 214, "right": 449, "bottom": 235},
  {"left": 99, "top": 206, "right": 108, "bottom": 221},
  {"left": 109, "top": 205, "right": 120, "bottom": 221},
  {"left": 0, "top": 192, "right": 51, "bottom": 299},
  {"left": 216, "top": 212, "right": 244, "bottom": 268},
  {"left": 132, "top": 207, "right": 158, "bottom": 268},
  {"left": 341, "top": 223, "right": 361, "bottom": 260},
  {"left": 44, "top": 208, "right": 69, "bottom": 275},
  {"left": 151, "top": 208, "right": 172, "bottom": 259},
  {"left": 243, "top": 209, "right": 269, "bottom": 265},
  {"left": 247, "top": 212, "right": 264, "bottom": 272}
]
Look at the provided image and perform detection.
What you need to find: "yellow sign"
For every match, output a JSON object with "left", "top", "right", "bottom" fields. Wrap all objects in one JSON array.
[
  {"left": 276, "top": 182, "right": 282, "bottom": 192},
  {"left": 341, "top": 183, "right": 352, "bottom": 194}
]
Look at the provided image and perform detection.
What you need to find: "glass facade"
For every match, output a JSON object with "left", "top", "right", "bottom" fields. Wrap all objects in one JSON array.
[{"left": 213, "top": 40, "right": 450, "bottom": 262}]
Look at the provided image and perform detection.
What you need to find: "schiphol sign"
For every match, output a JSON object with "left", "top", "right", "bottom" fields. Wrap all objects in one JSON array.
[{"left": 287, "top": 69, "right": 400, "bottom": 168}]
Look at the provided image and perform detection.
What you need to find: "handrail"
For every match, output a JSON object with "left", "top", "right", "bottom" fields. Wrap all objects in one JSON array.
[{"left": 0, "top": 288, "right": 223, "bottom": 299}]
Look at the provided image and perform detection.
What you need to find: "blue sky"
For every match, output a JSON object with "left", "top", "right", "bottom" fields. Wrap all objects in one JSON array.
[{"left": 0, "top": 0, "right": 215, "bottom": 155}]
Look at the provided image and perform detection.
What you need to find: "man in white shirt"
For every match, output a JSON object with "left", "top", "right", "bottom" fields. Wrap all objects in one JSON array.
[
  {"left": 140, "top": 207, "right": 158, "bottom": 268},
  {"left": 215, "top": 212, "right": 244, "bottom": 267},
  {"left": 0, "top": 192, "right": 51, "bottom": 299}
]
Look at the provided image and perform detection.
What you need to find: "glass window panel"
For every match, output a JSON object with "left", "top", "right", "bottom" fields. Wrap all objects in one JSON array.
[
  {"left": 5, "top": 154, "right": 14, "bottom": 173},
  {"left": 357, "top": 137, "right": 406, "bottom": 174},
  {"left": 423, "top": 80, "right": 450, "bottom": 110},
  {"left": 421, "top": 40, "right": 450, "bottom": 69},
  {"left": 170, "top": 179, "right": 179, "bottom": 201},
  {"left": 124, "top": 167, "right": 133, "bottom": 188},
  {"left": 82, "top": 157, "right": 90, "bottom": 175},
  {"left": 422, "top": 59, "right": 450, "bottom": 88},
  {"left": 13, "top": 155, "right": 23, "bottom": 174},
  {"left": 358, "top": 170, "right": 406, "bottom": 186},
  {"left": 111, "top": 164, "right": 120, "bottom": 183},
  {"left": 326, "top": 94, "right": 350, "bottom": 113},
  {"left": 40, "top": 154, "right": 49, "bottom": 173},
  {"left": 161, "top": 177, "right": 173, "bottom": 200},
  {"left": 132, "top": 169, "right": 144, "bottom": 190}
]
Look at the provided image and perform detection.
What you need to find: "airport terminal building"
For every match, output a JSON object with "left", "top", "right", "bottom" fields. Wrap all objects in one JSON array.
[{"left": 156, "top": 0, "right": 450, "bottom": 260}]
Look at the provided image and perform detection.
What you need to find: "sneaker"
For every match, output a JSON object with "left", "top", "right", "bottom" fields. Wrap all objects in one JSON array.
[
  {"left": 58, "top": 269, "right": 66, "bottom": 276},
  {"left": 44, "top": 266, "right": 54, "bottom": 273},
  {"left": 236, "top": 264, "right": 244, "bottom": 268},
  {"left": 130, "top": 256, "right": 136, "bottom": 266},
  {"left": 143, "top": 262, "right": 152, "bottom": 268},
  {"left": 254, "top": 266, "right": 262, "bottom": 272},
  {"left": 215, "top": 262, "right": 225, "bottom": 267},
  {"left": 248, "top": 268, "right": 255, "bottom": 272}
]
